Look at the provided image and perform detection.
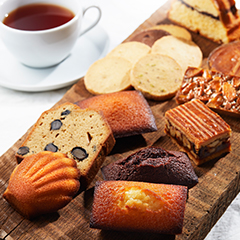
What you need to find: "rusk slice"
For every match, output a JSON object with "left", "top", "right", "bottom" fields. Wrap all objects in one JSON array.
[
  {"left": 84, "top": 56, "right": 132, "bottom": 95},
  {"left": 16, "top": 103, "right": 115, "bottom": 190},
  {"left": 106, "top": 41, "right": 151, "bottom": 64},
  {"left": 130, "top": 54, "right": 182, "bottom": 101},
  {"left": 151, "top": 35, "right": 202, "bottom": 73},
  {"left": 165, "top": 99, "right": 231, "bottom": 165},
  {"left": 150, "top": 24, "right": 192, "bottom": 41}
]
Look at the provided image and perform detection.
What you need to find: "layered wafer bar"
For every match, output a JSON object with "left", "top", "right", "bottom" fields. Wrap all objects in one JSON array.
[
  {"left": 176, "top": 67, "right": 240, "bottom": 117},
  {"left": 165, "top": 99, "right": 231, "bottom": 165}
]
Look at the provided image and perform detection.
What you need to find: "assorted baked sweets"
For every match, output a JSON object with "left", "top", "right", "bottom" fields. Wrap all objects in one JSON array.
[
  {"left": 76, "top": 91, "right": 157, "bottom": 138},
  {"left": 101, "top": 146, "right": 198, "bottom": 189},
  {"left": 90, "top": 180, "right": 187, "bottom": 235},
  {"left": 168, "top": 0, "right": 240, "bottom": 44},
  {"left": 176, "top": 67, "right": 240, "bottom": 116},
  {"left": 16, "top": 102, "right": 115, "bottom": 190},
  {"left": 130, "top": 54, "right": 183, "bottom": 101},
  {"left": 151, "top": 35, "right": 203, "bottom": 74},
  {"left": 127, "top": 29, "right": 170, "bottom": 47},
  {"left": 150, "top": 24, "right": 192, "bottom": 41},
  {"left": 84, "top": 56, "right": 132, "bottom": 95},
  {"left": 165, "top": 99, "right": 232, "bottom": 165},
  {"left": 208, "top": 40, "right": 240, "bottom": 77},
  {"left": 106, "top": 41, "right": 151, "bottom": 64},
  {"left": 3, "top": 152, "right": 80, "bottom": 219}
]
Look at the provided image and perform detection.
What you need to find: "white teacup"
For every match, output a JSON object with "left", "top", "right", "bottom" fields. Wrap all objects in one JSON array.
[{"left": 0, "top": 0, "right": 101, "bottom": 68}]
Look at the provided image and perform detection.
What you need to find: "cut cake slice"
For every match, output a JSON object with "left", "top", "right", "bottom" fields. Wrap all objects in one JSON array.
[
  {"left": 164, "top": 99, "right": 231, "bottom": 165},
  {"left": 168, "top": 0, "right": 240, "bottom": 43},
  {"left": 16, "top": 102, "right": 115, "bottom": 190}
]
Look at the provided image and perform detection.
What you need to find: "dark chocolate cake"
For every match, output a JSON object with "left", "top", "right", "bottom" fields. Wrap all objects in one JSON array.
[{"left": 101, "top": 146, "right": 198, "bottom": 189}]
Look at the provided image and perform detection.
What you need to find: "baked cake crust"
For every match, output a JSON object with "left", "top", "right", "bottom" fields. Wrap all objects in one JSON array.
[
  {"left": 76, "top": 91, "right": 157, "bottom": 138},
  {"left": 90, "top": 180, "right": 187, "bottom": 235}
]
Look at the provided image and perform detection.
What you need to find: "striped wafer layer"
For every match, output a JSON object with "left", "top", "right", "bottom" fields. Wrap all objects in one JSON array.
[{"left": 165, "top": 99, "right": 231, "bottom": 148}]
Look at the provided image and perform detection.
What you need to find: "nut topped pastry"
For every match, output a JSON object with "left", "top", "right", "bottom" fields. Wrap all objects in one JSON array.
[
  {"left": 3, "top": 152, "right": 80, "bottom": 219},
  {"left": 165, "top": 99, "right": 232, "bottom": 165},
  {"left": 176, "top": 67, "right": 240, "bottom": 116}
]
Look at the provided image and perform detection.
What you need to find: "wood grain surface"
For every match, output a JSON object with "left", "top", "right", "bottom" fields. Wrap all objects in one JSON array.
[{"left": 1, "top": 1, "right": 240, "bottom": 239}]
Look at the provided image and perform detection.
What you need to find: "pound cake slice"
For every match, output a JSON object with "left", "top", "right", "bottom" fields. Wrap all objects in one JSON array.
[
  {"left": 168, "top": 0, "right": 240, "bottom": 44},
  {"left": 16, "top": 102, "right": 115, "bottom": 190},
  {"left": 165, "top": 99, "right": 232, "bottom": 165},
  {"left": 101, "top": 146, "right": 198, "bottom": 189},
  {"left": 90, "top": 181, "right": 187, "bottom": 235},
  {"left": 3, "top": 152, "right": 80, "bottom": 219},
  {"left": 75, "top": 91, "right": 157, "bottom": 138}
]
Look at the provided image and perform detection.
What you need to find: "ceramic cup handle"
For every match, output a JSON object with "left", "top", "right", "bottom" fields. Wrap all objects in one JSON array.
[{"left": 80, "top": 5, "right": 102, "bottom": 36}]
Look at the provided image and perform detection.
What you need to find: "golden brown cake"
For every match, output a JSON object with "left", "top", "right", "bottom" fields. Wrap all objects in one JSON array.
[
  {"left": 168, "top": 0, "right": 240, "bottom": 44},
  {"left": 176, "top": 67, "right": 240, "bottom": 116},
  {"left": 75, "top": 91, "right": 157, "bottom": 138},
  {"left": 3, "top": 152, "right": 80, "bottom": 219},
  {"left": 208, "top": 40, "right": 240, "bottom": 77},
  {"left": 90, "top": 180, "right": 187, "bottom": 235},
  {"left": 101, "top": 146, "right": 198, "bottom": 189},
  {"left": 16, "top": 102, "right": 115, "bottom": 190},
  {"left": 165, "top": 99, "right": 232, "bottom": 165}
]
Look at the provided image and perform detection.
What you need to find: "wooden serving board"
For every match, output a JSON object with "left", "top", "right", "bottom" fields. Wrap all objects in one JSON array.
[{"left": 1, "top": 1, "right": 240, "bottom": 239}]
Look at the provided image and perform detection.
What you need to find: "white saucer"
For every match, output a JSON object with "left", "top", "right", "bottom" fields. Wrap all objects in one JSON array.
[{"left": 0, "top": 23, "right": 109, "bottom": 92}]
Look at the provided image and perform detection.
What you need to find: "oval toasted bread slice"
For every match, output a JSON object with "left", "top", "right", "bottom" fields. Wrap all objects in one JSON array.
[
  {"left": 84, "top": 56, "right": 132, "bottom": 95},
  {"left": 150, "top": 24, "right": 192, "bottom": 41},
  {"left": 151, "top": 36, "right": 202, "bottom": 73},
  {"left": 130, "top": 54, "right": 182, "bottom": 101},
  {"left": 107, "top": 41, "right": 151, "bottom": 64}
]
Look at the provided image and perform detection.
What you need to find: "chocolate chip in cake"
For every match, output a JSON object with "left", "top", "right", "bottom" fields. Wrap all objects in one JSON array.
[
  {"left": 50, "top": 119, "right": 62, "bottom": 130},
  {"left": 44, "top": 143, "right": 58, "bottom": 152},
  {"left": 17, "top": 146, "right": 29, "bottom": 156},
  {"left": 61, "top": 109, "right": 71, "bottom": 116},
  {"left": 71, "top": 147, "right": 88, "bottom": 161}
]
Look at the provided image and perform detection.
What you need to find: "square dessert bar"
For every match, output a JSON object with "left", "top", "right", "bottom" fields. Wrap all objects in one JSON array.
[{"left": 164, "top": 99, "right": 231, "bottom": 165}]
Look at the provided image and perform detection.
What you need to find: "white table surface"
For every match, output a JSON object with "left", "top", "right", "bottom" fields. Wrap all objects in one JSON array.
[{"left": 0, "top": 0, "right": 240, "bottom": 239}]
